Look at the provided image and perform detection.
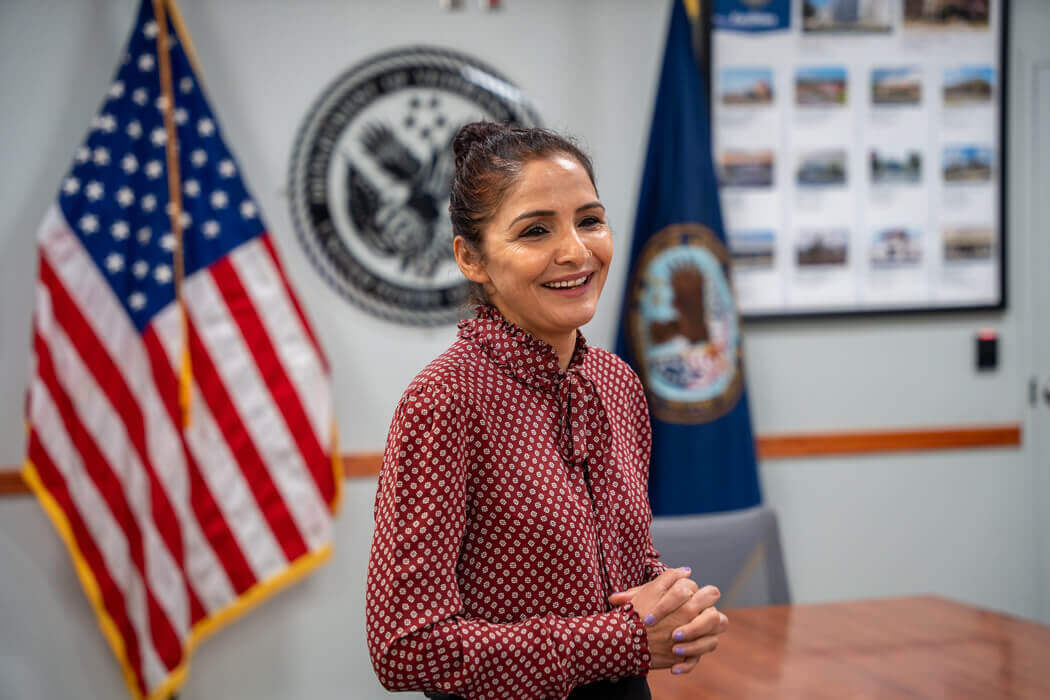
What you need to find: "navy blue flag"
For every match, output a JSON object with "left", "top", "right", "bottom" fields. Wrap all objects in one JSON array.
[{"left": 615, "top": 0, "right": 761, "bottom": 516}]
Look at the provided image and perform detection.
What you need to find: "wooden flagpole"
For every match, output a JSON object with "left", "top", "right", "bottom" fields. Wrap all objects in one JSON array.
[{"left": 153, "top": 0, "right": 193, "bottom": 428}]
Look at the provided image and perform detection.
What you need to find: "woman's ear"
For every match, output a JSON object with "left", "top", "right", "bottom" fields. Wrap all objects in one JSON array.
[{"left": 454, "top": 236, "right": 490, "bottom": 285}]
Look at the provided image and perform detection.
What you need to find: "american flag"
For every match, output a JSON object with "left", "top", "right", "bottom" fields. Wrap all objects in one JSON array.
[{"left": 23, "top": 2, "right": 340, "bottom": 698}]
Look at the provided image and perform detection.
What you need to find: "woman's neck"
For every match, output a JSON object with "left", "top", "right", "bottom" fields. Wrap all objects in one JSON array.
[{"left": 549, "top": 329, "right": 577, "bottom": 371}]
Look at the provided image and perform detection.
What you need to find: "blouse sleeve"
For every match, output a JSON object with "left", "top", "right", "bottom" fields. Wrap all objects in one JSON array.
[
  {"left": 629, "top": 371, "right": 668, "bottom": 581},
  {"left": 366, "top": 385, "right": 651, "bottom": 700}
]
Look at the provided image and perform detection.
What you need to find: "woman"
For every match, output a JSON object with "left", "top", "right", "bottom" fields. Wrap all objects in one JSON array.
[{"left": 366, "top": 122, "right": 728, "bottom": 700}]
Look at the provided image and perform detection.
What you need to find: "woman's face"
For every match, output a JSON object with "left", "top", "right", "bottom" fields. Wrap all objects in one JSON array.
[{"left": 457, "top": 154, "right": 613, "bottom": 347}]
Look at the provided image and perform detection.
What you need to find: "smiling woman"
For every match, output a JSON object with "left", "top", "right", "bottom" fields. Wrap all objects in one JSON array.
[{"left": 365, "top": 122, "right": 728, "bottom": 700}]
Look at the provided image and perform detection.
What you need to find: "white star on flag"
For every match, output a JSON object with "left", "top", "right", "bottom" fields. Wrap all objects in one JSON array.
[
  {"left": 138, "top": 53, "right": 155, "bottom": 71},
  {"left": 184, "top": 179, "right": 200, "bottom": 196},
  {"left": 121, "top": 154, "right": 139, "bottom": 174},
  {"left": 198, "top": 118, "right": 215, "bottom": 136},
  {"left": 191, "top": 149, "right": 207, "bottom": 166},
  {"left": 128, "top": 291, "right": 147, "bottom": 310},
  {"left": 79, "top": 214, "right": 99, "bottom": 234},
  {"left": 219, "top": 159, "right": 236, "bottom": 177},
  {"left": 108, "top": 81, "right": 125, "bottom": 98},
  {"left": 160, "top": 232, "right": 175, "bottom": 250},
  {"left": 240, "top": 200, "right": 257, "bottom": 218},
  {"left": 141, "top": 194, "right": 157, "bottom": 211},
  {"left": 179, "top": 76, "right": 194, "bottom": 93},
  {"left": 137, "top": 227, "right": 152, "bottom": 244},
  {"left": 153, "top": 264, "right": 173, "bottom": 284},
  {"left": 93, "top": 147, "right": 110, "bottom": 166},
  {"left": 62, "top": 177, "right": 80, "bottom": 195},
  {"left": 105, "top": 252, "right": 124, "bottom": 273},
  {"left": 174, "top": 107, "right": 188, "bottom": 125},
  {"left": 111, "top": 221, "right": 130, "bottom": 240},
  {"left": 132, "top": 259, "right": 149, "bottom": 279},
  {"left": 127, "top": 121, "right": 143, "bottom": 139},
  {"left": 210, "top": 190, "right": 228, "bottom": 208},
  {"left": 202, "top": 220, "right": 220, "bottom": 238},
  {"left": 85, "top": 181, "right": 104, "bottom": 201},
  {"left": 75, "top": 146, "right": 91, "bottom": 163},
  {"left": 117, "top": 187, "right": 135, "bottom": 207},
  {"left": 145, "top": 160, "right": 163, "bottom": 179},
  {"left": 151, "top": 128, "right": 167, "bottom": 146},
  {"left": 132, "top": 87, "right": 149, "bottom": 105}
]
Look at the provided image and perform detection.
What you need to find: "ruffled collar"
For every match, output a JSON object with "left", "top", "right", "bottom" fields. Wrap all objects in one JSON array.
[{"left": 457, "top": 305, "right": 589, "bottom": 392}]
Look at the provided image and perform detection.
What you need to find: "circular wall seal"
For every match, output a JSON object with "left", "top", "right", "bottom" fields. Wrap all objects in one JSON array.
[
  {"left": 627, "top": 224, "right": 745, "bottom": 424},
  {"left": 288, "top": 47, "right": 541, "bottom": 326}
]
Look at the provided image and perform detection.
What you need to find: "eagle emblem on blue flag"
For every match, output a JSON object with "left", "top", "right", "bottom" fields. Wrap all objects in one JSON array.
[{"left": 627, "top": 223, "right": 743, "bottom": 424}]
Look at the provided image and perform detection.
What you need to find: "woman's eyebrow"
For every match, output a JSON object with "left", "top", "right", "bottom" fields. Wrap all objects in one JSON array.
[
  {"left": 507, "top": 202, "right": 606, "bottom": 228},
  {"left": 508, "top": 209, "right": 555, "bottom": 227}
]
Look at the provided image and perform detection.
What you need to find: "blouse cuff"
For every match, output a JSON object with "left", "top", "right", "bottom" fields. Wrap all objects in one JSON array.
[{"left": 619, "top": 603, "right": 652, "bottom": 675}]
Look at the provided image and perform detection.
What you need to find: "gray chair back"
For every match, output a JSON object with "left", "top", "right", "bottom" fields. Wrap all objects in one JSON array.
[{"left": 649, "top": 505, "right": 790, "bottom": 608}]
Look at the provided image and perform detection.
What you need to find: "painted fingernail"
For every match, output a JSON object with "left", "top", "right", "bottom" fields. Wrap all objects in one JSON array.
[
  {"left": 673, "top": 630, "right": 684, "bottom": 642},
  {"left": 672, "top": 667, "right": 683, "bottom": 675},
  {"left": 680, "top": 566, "right": 691, "bottom": 573},
  {"left": 674, "top": 646, "right": 685, "bottom": 656},
  {"left": 644, "top": 614, "right": 655, "bottom": 625}
]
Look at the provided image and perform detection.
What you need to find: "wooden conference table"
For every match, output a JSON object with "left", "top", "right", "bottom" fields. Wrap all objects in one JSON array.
[{"left": 645, "top": 596, "right": 1050, "bottom": 699}]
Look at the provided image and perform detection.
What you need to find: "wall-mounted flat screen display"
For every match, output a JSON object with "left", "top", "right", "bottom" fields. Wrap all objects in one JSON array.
[{"left": 710, "top": 0, "right": 1006, "bottom": 318}]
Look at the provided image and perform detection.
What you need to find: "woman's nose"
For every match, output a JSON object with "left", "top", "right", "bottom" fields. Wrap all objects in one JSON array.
[{"left": 554, "top": 228, "right": 589, "bottom": 265}]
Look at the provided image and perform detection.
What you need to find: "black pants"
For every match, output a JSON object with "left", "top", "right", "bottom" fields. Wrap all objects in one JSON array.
[{"left": 424, "top": 675, "right": 651, "bottom": 700}]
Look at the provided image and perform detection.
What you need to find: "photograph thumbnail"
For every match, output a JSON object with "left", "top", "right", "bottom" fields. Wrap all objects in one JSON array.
[
  {"left": 943, "top": 226, "right": 994, "bottom": 261},
  {"left": 730, "top": 230, "right": 776, "bottom": 269},
  {"left": 803, "top": 0, "right": 893, "bottom": 33},
  {"left": 872, "top": 67, "right": 922, "bottom": 105},
  {"left": 797, "top": 229, "right": 849, "bottom": 267},
  {"left": 870, "top": 228, "right": 923, "bottom": 266},
  {"left": 797, "top": 148, "right": 848, "bottom": 186},
  {"left": 870, "top": 147, "right": 922, "bottom": 184},
  {"left": 720, "top": 67, "right": 775, "bottom": 106},
  {"left": 942, "top": 145, "right": 993, "bottom": 182},
  {"left": 719, "top": 150, "right": 775, "bottom": 188},
  {"left": 944, "top": 65, "right": 995, "bottom": 105},
  {"left": 796, "top": 66, "right": 848, "bottom": 106},
  {"left": 904, "top": 0, "right": 990, "bottom": 30}
]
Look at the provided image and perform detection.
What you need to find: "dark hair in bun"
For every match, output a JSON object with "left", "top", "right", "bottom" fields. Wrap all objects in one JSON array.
[{"left": 449, "top": 121, "right": 597, "bottom": 304}]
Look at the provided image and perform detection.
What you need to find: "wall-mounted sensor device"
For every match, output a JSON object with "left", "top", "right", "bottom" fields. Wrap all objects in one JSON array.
[{"left": 977, "top": 329, "right": 998, "bottom": 371}]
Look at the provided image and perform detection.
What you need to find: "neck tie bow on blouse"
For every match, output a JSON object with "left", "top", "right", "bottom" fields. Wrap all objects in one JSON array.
[{"left": 458, "top": 305, "right": 613, "bottom": 472}]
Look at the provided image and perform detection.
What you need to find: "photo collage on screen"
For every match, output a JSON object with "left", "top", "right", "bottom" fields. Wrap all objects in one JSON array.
[{"left": 713, "top": 0, "right": 1001, "bottom": 315}]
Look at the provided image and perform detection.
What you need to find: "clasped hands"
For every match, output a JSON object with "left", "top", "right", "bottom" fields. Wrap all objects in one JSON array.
[{"left": 608, "top": 567, "right": 729, "bottom": 676}]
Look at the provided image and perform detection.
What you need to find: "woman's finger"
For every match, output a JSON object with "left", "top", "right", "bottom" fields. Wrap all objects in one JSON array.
[
  {"left": 634, "top": 568, "right": 692, "bottom": 624},
  {"left": 644, "top": 576, "right": 700, "bottom": 625},
  {"left": 670, "top": 591, "right": 721, "bottom": 640},
  {"left": 607, "top": 586, "right": 642, "bottom": 606},
  {"left": 670, "top": 632, "right": 720, "bottom": 659},
  {"left": 670, "top": 654, "right": 701, "bottom": 676}
]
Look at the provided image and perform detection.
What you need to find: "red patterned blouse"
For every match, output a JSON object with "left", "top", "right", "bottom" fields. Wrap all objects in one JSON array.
[{"left": 366, "top": 306, "right": 667, "bottom": 699}]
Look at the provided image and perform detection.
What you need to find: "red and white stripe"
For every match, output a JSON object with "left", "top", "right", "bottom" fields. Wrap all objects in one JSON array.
[{"left": 27, "top": 205, "right": 336, "bottom": 698}]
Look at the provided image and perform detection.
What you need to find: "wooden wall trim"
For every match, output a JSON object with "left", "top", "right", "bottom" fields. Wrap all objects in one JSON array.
[
  {"left": 756, "top": 424, "right": 1022, "bottom": 459},
  {"left": 0, "top": 423, "right": 1022, "bottom": 496}
]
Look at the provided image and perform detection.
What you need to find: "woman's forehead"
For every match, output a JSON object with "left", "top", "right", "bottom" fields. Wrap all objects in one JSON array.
[{"left": 500, "top": 156, "right": 598, "bottom": 210}]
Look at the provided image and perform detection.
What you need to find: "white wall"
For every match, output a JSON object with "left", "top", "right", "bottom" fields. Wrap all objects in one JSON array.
[{"left": 0, "top": 1, "right": 1046, "bottom": 698}]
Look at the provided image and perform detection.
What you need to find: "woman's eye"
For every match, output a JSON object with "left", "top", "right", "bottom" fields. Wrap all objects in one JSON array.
[
  {"left": 579, "top": 216, "right": 603, "bottom": 227},
  {"left": 521, "top": 225, "right": 548, "bottom": 238}
]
